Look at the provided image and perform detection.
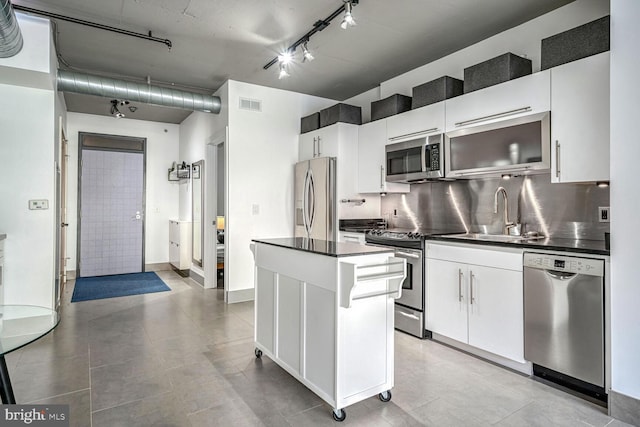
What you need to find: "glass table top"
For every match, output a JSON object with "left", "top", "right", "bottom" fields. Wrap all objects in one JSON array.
[{"left": 0, "top": 305, "right": 59, "bottom": 355}]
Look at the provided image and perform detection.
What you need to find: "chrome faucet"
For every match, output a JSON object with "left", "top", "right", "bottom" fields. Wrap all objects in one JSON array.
[{"left": 494, "top": 187, "right": 515, "bottom": 235}]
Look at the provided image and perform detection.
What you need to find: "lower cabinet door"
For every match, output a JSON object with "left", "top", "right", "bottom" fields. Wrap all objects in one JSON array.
[
  {"left": 467, "top": 265, "right": 524, "bottom": 362},
  {"left": 427, "top": 259, "right": 468, "bottom": 343}
]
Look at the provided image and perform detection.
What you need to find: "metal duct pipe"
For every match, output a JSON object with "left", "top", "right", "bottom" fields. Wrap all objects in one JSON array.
[
  {"left": 0, "top": 0, "right": 24, "bottom": 58},
  {"left": 57, "top": 70, "right": 221, "bottom": 114}
]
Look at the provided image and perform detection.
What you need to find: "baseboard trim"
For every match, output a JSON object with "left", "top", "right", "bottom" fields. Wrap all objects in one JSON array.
[
  {"left": 190, "top": 269, "right": 204, "bottom": 286},
  {"left": 226, "top": 288, "right": 255, "bottom": 304},
  {"left": 431, "top": 332, "right": 533, "bottom": 375},
  {"left": 145, "top": 262, "right": 172, "bottom": 272},
  {"left": 609, "top": 390, "right": 640, "bottom": 425}
]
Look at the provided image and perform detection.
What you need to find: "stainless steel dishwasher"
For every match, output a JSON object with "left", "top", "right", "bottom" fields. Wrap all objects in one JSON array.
[{"left": 523, "top": 252, "right": 606, "bottom": 401}]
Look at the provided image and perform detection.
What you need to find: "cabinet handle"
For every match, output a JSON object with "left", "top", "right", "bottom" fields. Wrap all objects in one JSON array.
[
  {"left": 313, "top": 137, "right": 317, "bottom": 157},
  {"left": 454, "top": 107, "right": 531, "bottom": 127},
  {"left": 470, "top": 270, "right": 475, "bottom": 305},
  {"left": 380, "top": 165, "right": 384, "bottom": 189},
  {"left": 388, "top": 127, "right": 440, "bottom": 142},
  {"left": 458, "top": 269, "right": 463, "bottom": 302},
  {"left": 555, "top": 140, "right": 560, "bottom": 178},
  {"left": 317, "top": 136, "right": 322, "bottom": 157}
]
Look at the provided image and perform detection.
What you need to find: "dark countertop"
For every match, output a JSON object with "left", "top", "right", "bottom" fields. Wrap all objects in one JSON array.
[
  {"left": 428, "top": 235, "right": 609, "bottom": 256},
  {"left": 253, "top": 237, "right": 394, "bottom": 258}
]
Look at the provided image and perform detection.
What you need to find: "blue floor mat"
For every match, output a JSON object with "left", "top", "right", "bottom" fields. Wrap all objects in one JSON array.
[{"left": 71, "top": 272, "right": 171, "bottom": 302}]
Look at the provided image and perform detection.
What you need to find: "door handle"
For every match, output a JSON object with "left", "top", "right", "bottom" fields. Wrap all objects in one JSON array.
[
  {"left": 61, "top": 223, "right": 69, "bottom": 227},
  {"left": 308, "top": 171, "right": 316, "bottom": 230},
  {"left": 132, "top": 211, "right": 142, "bottom": 220},
  {"left": 380, "top": 165, "right": 384, "bottom": 189},
  {"left": 470, "top": 270, "right": 475, "bottom": 305},
  {"left": 458, "top": 269, "right": 463, "bottom": 302},
  {"left": 555, "top": 140, "right": 561, "bottom": 178}
]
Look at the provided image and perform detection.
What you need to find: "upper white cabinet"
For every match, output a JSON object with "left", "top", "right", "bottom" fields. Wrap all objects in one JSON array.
[
  {"left": 445, "top": 71, "right": 551, "bottom": 132},
  {"left": 550, "top": 52, "right": 610, "bottom": 183},
  {"left": 299, "top": 125, "right": 342, "bottom": 161},
  {"left": 357, "top": 120, "right": 409, "bottom": 194},
  {"left": 386, "top": 102, "right": 445, "bottom": 142}
]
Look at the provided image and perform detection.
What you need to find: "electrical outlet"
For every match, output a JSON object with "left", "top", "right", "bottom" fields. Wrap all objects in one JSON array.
[
  {"left": 598, "top": 207, "right": 610, "bottom": 223},
  {"left": 29, "top": 199, "right": 49, "bottom": 210}
]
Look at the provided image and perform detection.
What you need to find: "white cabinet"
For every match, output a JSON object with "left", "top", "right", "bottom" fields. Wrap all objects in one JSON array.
[
  {"left": 550, "top": 52, "right": 610, "bottom": 183},
  {"left": 169, "top": 220, "right": 191, "bottom": 270},
  {"left": 299, "top": 125, "right": 342, "bottom": 161},
  {"left": 445, "top": 70, "right": 551, "bottom": 132},
  {"left": 357, "top": 120, "right": 409, "bottom": 194},
  {"left": 386, "top": 102, "right": 445, "bottom": 142},
  {"left": 426, "top": 243, "right": 524, "bottom": 363},
  {"left": 252, "top": 242, "right": 403, "bottom": 418}
]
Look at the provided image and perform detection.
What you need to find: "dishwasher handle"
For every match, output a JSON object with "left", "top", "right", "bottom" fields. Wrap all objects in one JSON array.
[{"left": 545, "top": 270, "right": 577, "bottom": 280}]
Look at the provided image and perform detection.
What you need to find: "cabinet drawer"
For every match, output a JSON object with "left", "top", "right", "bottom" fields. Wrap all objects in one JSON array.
[{"left": 427, "top": 242, "right": 522, "bottom": 271}]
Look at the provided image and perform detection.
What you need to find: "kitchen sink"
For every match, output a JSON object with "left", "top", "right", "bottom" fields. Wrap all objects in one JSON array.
[{"left": 447, "top": 233, "right": 545, "bottom": 243}]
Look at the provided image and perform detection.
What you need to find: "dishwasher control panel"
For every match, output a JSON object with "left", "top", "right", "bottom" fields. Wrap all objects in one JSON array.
[{"left": 523, "top": 253, "right": 604, "bottom": 277}]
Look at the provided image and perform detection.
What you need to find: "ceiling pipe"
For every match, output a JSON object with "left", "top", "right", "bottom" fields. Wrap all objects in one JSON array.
[
  {"left": 57, "top": 70, "right": 221, "bottom": 114},
  {"left": 0, "top": 0, "right": 24, "bottom": 58}
]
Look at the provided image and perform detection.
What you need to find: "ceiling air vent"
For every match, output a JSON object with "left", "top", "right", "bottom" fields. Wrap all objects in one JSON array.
[{"left": 239, "top": 97, "right": 262, "bottom": 112}]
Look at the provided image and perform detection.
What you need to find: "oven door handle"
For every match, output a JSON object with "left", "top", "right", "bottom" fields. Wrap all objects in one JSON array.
[
  {"left": 397, "top": 311, "right": 420, "bottom": 320},
  {"left": 395, "top": 251, "right": 421, "bottom": 259}
]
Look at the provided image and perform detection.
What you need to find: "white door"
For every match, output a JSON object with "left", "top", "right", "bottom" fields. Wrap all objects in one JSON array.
[
  {"left": 467, "top": 265, "right": 524, "bottom": 362},
  {"left": 79, "top": 149, "right": 144, "bottom": 277},
  {"left": 426, "top": 259, "right": 468, "bottom": 343}
]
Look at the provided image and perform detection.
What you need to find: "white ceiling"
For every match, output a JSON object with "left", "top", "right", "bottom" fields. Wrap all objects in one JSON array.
[{"left": 13, "top": 0, "right": 574, "bottom": 123}]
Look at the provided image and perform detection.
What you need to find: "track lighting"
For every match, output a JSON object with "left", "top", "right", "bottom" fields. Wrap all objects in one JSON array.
[
  {"left": 341, "top": 1, "right": 356, "bottom": 29},
  {"left": 278, "top": 50, "right": 293, "bottom": 65},
  {"left": 278, "top": 63, "right": 290, "bottom": 79},
  {"left": 262, "top": 0, "right": 359, "bottom": 77},
  {"left": 596, "top": 181, "right": 609, "bottom": 188},
  {"left": 302, "top": 42, "right": 314, "bottom": 62}
]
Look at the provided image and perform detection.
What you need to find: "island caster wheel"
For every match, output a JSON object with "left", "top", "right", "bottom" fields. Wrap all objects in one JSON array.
[
  {"left": 379, "top": 390, "right": 392, "bottom": 402},
  {"left": 254, "top": 348, "right": 263, "bottom": 359},
  {"left": 332, "top": 408, "right": 346, "bottom": 422}
]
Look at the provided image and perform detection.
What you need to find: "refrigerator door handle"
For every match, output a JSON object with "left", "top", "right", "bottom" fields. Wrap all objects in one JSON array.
[
  {"left": 303, "top": 169, "right": 311, "bottom": 236},
  {"left": 308, "top": 170, "right": 316, "bottom": 231}
]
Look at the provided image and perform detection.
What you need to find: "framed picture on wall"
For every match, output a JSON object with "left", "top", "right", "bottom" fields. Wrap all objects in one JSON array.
[{"left": 192, "top": 164, "right": 200, "bottom": 179}]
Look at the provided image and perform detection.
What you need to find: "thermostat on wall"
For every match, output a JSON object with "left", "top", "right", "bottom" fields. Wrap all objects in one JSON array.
[{"left": 29, "top": 199, "right": 49, "bottom": 210}]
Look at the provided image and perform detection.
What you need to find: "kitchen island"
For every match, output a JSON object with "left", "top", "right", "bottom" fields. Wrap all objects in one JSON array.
[{"left": 251, "top": 238, "right": 406, "bottom": 421}]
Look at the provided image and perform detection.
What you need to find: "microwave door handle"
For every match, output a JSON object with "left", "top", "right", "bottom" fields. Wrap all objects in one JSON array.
[{"left": 422, "top": 144, "right": 428, "bottom": 174}]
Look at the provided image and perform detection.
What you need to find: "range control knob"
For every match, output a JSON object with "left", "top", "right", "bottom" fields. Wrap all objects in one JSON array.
[{"left": 413, "top": 233, "right": 423, "bottom": 239}]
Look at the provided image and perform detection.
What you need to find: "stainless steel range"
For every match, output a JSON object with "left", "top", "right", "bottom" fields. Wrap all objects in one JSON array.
[{"left": 365, "top": 228, "right": 457, "bottom": 338}]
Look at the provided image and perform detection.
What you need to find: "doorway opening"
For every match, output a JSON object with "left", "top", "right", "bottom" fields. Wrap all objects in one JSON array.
[{"left": 77, "top": 133, "right": 146, "bottom": 278}]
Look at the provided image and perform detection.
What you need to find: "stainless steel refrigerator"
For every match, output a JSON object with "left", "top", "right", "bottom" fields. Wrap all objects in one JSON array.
[{"left": 294, "top": 157, "right": 336, "bottom": 240}]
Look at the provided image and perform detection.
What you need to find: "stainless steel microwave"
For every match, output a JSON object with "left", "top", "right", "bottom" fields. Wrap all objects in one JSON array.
[{"left": 385, "top": 134, "right": 444, "bottom": 183}]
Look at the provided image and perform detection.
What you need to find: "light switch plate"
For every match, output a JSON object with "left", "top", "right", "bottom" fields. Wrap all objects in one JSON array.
[
  {"left": 29, "top": 199, "right": 49, "bottom": 210},
  {"left": 598, "top": 207, "right": 610, "bottom": 222}
]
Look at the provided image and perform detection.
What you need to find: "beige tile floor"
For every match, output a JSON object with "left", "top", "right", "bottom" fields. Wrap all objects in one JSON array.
[{"left": 5, "top": 270, "right": 634, "bottom": 426}]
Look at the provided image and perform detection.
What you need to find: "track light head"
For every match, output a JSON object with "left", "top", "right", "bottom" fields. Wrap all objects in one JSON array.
[
  {"left": 341, "top": 1, "right": 356, "bottom": 29},
  {"left": 302, "top": 42, "right": 314, "bottom": 62},
  {"left": 278, "top": 63, "right": 290, "bottom": 79},
  {"left": 278, "top": 50, "right": 293, "bottom": 65}
]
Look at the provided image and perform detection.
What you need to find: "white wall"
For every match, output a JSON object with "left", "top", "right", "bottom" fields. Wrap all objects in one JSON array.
[
  {"left": 343, "top": 0, "right": 609, "bottom": 117},
  {"left": 225, "top": 80, "right": 336, "bottom": 299},
  {"left": 0, "top": 85, "right": 56, "bottom": 307},
  {"left": 65, "top": 113, "right": 180, "bottom": 269},
  {"left": 0, "top": 13, "right": 59, "bottom": 308},
  {"left": 610, "top": 0, "right": 640, "bottom": 401}
]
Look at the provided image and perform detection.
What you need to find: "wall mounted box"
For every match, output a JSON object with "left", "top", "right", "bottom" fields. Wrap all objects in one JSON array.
[
  {"left": 412, "top": 76, "right": 464, "bottom": 109},
  {"left": 464, "top": 53, "right": 532, "bottom": 93},
  {"left": 300, "top": 112, "right": 320, "bottom": 134},
  {"left": 371, "top": 94, "right": 412, "bottom": 121},
  {"left": 319, "top": 103, "right": 362, "bottom": 128},
  {"left": 541, "top": 15, "right": 610, "bottom": 71}
]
